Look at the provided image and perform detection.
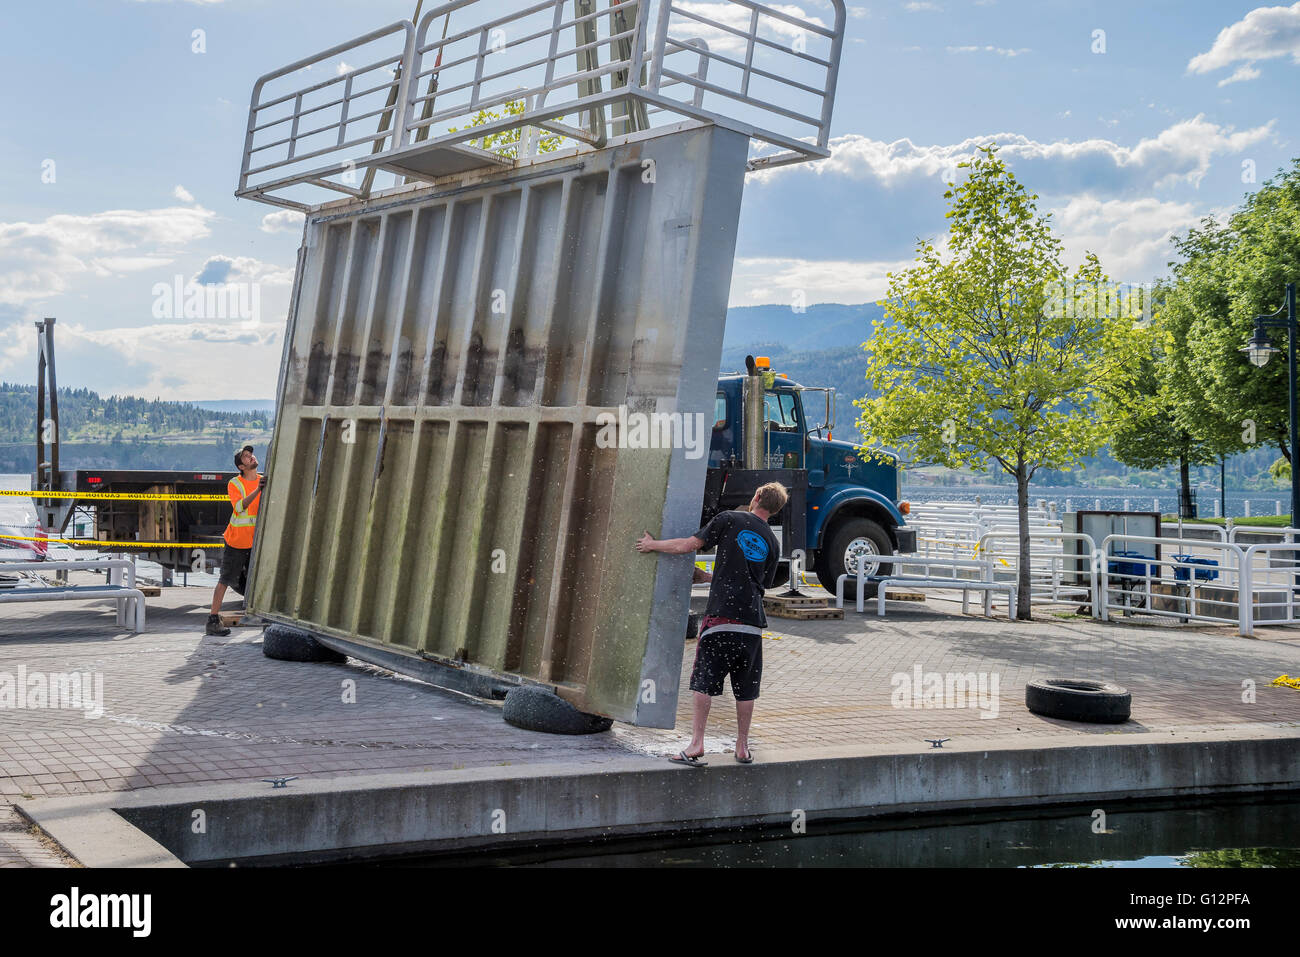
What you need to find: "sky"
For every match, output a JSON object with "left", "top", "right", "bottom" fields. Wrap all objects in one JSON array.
[{"left": 0, "top": 0, "right": 1297, "bottom": 401}]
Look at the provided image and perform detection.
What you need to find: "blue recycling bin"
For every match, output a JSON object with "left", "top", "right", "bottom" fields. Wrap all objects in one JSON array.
[
  {"left": 1108, "top": 550, "right": 1154, "bottom": 577},
  {"left": 1172, "top": 554, "right": 1219, "bottom": 582}
]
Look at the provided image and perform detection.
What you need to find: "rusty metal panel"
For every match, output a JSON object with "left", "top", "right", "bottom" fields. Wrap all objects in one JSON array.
[{"left": 249, "top": 124, "right": 749, "bottom": 726}]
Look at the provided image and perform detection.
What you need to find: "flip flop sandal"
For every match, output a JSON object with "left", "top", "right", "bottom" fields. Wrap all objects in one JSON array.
[
  {"left": 734, "top": 750, "right": 754, "bottom": 764},
  {"left": 669, "top": 751, "right": 707, "bottom": 768}
]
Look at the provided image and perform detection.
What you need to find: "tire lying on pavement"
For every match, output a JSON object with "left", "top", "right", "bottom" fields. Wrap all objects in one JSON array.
[
  {"left": 1026, "top": 678, "right": 1131, "bottom": 723},
  {"left": 262, "top": 623, "right": 347, "bottom": 663},
  {"left": 503, "top": 685, "right": 613, "bottom": 734}
]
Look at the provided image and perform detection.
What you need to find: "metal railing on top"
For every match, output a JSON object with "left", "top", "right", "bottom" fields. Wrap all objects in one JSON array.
[{"left": 237, "top": 0, "right": 846, "bottom": 210}]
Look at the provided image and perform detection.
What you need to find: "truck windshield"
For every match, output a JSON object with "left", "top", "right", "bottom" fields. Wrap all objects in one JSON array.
[{"left": 765, "top": 391, "right": 800, "bottom": 432}]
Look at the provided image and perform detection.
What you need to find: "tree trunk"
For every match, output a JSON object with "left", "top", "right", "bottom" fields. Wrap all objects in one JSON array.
[
  {"left": 1179, "top": 453, "right": 1190, "bottom": 518},
  {"left": 1016, "top": 461, "right": 1032, "bottom": 621}
]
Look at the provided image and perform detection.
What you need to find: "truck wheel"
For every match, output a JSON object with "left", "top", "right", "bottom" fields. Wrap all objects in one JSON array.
[
  {"left": 262, "top": 624, "right": 347, "bottom": 663},
  {"left": 817, "top": 517, "right": 892, "bottom": 600},
  {"left": 502, "top": 685, "right": 613, "bottom": 735},
  {"left": 1026, "top": 678, "right": 1131, "bottom": 723}
]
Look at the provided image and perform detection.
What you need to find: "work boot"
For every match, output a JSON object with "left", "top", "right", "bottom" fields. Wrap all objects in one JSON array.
[{"left": 205, "top": 614, "right": 230, "bottom": 637}]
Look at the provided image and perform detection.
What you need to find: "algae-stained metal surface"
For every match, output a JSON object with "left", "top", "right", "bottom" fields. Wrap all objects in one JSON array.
[{"left": 249, "top": 125, "right": 749, "bottom": 726}]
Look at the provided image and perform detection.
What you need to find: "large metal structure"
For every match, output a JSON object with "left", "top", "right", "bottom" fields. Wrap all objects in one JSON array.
[{"left": 240, "top": 1, "right": 846, "bottom": 726}]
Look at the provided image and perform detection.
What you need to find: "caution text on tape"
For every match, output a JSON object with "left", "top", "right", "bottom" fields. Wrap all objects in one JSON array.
[
  {"left": 0, "top": 533, "right": 221, "bottom": 549},
  {"left": 0, "top": 489, "right": 228, "bottom": 502}
]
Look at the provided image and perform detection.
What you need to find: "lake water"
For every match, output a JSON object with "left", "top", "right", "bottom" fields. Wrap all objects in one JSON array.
[
  {"left": 375, "top": 793, "right": 1300, "bottom": 868},
  {"left": 904, "top": 485, "right": 1288, "bottom": 519}
]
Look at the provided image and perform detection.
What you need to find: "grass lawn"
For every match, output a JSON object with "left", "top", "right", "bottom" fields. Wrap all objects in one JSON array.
[{"left": 1163, "top": 514, "right": 1294, "bottom": 527}]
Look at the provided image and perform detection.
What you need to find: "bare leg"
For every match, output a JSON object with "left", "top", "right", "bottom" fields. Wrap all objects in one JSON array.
[
  {"left": 735, "top": 698, "right": 755, "bottom": 760},
  {"left": 210, "top": 583, "right": 228, "bottom": 615},
  {"left": 685, "top": 692, "right": 711, "bottom": 757}
]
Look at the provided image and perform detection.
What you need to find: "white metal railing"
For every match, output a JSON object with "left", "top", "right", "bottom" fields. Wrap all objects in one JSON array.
[
  {"left": 1162, "top": 521, "right": 1228, "bottom": 542},
  {"left": 238, "top": 0, "right": 846, "bottom": 209},
  {"left": 836, "top": 554, "right": 1015, "bottom": 617},
  {"left": 1228, "top": 524, "right": 1300, "bottom": 544},
  {"left": 975, "top": 532, "right": 1099, "bottom": 609},
  {"left": 0, "top": 559, "right": 145, "bottom": 631},
  {"left": 1098, "top": 533, "right": 1251, "bottom": 633},
  {"left": 1240, "top": 542, "right": 1300, "bottom": 632}
]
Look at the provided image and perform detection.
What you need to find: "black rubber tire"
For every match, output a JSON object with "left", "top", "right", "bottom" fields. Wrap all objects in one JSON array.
[
  {"left": 262, "top": 623, "right": 347, "bottom": 663},
  {"left": 816, "top": 517, "right": 891, "bottom": 600},
  {"left": 502, "top": 685, "right": 613, "bottom": 735},
  {"left": 1026, "top": 678, "right": 1131, "bottom": 724}
]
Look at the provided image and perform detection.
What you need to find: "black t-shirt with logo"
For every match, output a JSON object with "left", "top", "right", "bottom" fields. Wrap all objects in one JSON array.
[{"left": 694, "top": 510, "right": 781, "bottom": 628}]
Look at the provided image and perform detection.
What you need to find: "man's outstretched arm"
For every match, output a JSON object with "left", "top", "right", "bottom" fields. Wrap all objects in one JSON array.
[{"left": 636, "top": 533, "right": 705, "bottom": 555}]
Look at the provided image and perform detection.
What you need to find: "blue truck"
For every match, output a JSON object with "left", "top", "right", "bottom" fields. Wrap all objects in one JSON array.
[{"left": 700, "top": 356, "right": 916, "bottom": 596}]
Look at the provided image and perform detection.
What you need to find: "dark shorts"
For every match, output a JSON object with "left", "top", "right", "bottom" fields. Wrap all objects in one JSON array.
[
  {"left": 218, "top": 544, "right": 251, "bottom": 593},
  {"left": 689, "top": 629, "right": 763, "bottom": 701}
]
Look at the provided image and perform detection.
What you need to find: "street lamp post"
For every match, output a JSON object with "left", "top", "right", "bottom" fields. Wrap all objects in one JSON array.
[{"left": 1241, "top": 283, "right": 1298, "bottom": 526}]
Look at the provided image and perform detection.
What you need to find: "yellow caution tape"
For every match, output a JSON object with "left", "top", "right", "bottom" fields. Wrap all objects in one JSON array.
[
  {"left": 0, "top": 489, "right": 227, "bottom": 502},
  {"left": 0, "top": 533, "right": 219, "bottom": 549},
  {"left": 1272, "top": 675, "right": 1300, "bottom": 691}
]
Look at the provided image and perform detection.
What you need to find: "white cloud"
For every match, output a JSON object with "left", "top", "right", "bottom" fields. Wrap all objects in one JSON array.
[
  {"left": 260, "top": 210, "right": 306, "bottom": 234},
  {"left": 730, "top": 256, "right": 910, "bottom": 306},
  {"left": 192, "top": 255, "right": 294, "bottom": 287},
  {"left": 172, "top": 185, "right": 195, "bottom": 203},
  {"left": 728, "top": 196, "right": 1214, "bottom": 306},
  {"left": 0, "top": 317, "right": 283, "bottom": 402},
  {"left": 0, "top": 204, "right": 216, "bottom": 306},
  {"left": 904, "top": 1, "right": 941, "bottom": 10},
  {"left": 1050, "top": 196, "right": 1221, "bottom": 282},
  {"left": 1219, "top": 63, "right": 1263, "bottom": 86},
  {"left": 946, "top": 45, "right": 1030, "bottom": 56},
  {"left": 762, "top": 116, "right": 1274, "bottom": 191},
  {"left": 673, "top": 3, "right": 826, "bottom": 55},
  {"left": 1188, "top": 2, "right": 1300, "bottom": 81},
  {"left": 91, "top": 256, "right": 176, "bottom": 274}
]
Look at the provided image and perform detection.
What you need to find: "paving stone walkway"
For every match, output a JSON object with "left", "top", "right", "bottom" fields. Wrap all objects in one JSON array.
[{"left": 2, "top": 576, "right": 1299, "bottom": 865}]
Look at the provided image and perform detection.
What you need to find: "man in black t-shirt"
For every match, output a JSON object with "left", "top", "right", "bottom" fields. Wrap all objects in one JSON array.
[{"left": 636, "top": 481, "right": 788, "bottom": 767}]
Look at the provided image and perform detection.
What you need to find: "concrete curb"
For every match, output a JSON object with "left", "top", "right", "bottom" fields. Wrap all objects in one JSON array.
[{"left": 18, "top": 724, "right": 1300, "bottom": 867}]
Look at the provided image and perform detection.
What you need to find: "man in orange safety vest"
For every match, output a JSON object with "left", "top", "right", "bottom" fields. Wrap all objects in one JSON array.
[{"left": 207, "top": 445, "right": 263, "bottom": 636}]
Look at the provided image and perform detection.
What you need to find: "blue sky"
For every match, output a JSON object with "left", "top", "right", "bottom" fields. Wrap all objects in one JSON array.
[{"left": 1, "top": 0, "right": 1297, "bottom": 399}]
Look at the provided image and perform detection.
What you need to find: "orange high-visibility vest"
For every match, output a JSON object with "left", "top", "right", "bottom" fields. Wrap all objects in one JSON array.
[{"left": 223, "top": 474, "right": 260, "bottom": 549}]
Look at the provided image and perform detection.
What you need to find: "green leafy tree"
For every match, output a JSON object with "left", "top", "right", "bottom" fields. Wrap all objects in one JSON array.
[
  {"left": 856, "top": 145, "right": 1137, "bottom": 620},
  {"left": 1162, "top": 160, "right": 1300, "bottom": 470},
  {"left": 450, "top": 99, "right": 565, "bottom": 159},
  {"left": 1098, "top": 310, "right": 1220, "bottom": 512}
]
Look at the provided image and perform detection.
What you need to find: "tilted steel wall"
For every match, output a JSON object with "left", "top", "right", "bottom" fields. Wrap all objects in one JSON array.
[{"left": 249, "top": 125, "right": 749, "bottom": 726}]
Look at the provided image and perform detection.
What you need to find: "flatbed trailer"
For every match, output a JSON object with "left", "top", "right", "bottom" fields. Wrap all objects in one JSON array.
[
  {"left": 31, "top": 318, "right": 240, "bottom": 576},
  {"left": 34, "top": 469, "right": 238, "bottom": 573}
]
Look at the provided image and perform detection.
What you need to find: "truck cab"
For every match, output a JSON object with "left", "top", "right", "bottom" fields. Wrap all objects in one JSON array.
[{"left": 702, "top": 357, "right": 916, "bottom": 594}]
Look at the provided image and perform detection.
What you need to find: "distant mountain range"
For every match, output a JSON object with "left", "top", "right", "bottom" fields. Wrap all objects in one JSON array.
[
  {"left": 722, "top": 303, "right": 883, "bottom": 430},
  {"left": 723, "top": 303, "right": 883, "bottom": 354},
  {"left": 191, "top": 400, "right": 277, "bottom": 414}
]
